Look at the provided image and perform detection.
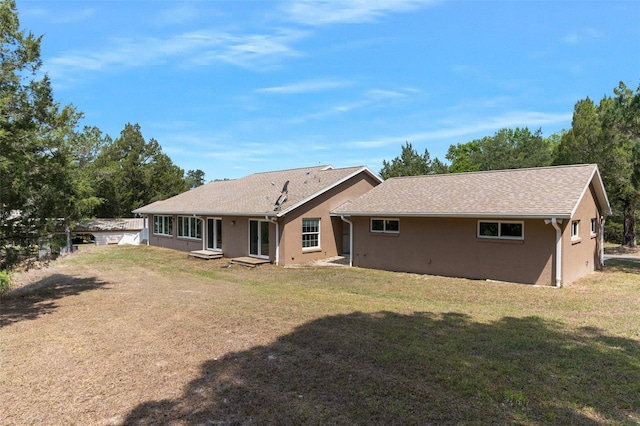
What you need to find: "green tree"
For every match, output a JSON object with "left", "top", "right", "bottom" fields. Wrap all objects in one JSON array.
[
  {"left": 95, "top": 123, "right": 187, "bottom": 217},
  {"left": 554, "top": 82, "right": 640, "bottom": 246},
  {"left": 446, "top": 128, "right": 555, "bottom": 173},
  {"left": 380, "top": 142, "right": 433, "bottom": 179},
  {"left": 0, "top": 0, "right": 83, "bottom": 267},
  {"left": 185, "top": 169, "right": 206, "bottom": 189}
]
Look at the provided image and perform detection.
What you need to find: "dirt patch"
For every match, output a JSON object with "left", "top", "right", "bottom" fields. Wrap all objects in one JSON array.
[
  {"left": 604, "top": 244, "right": 640, "bottom": 256},
  {"left": 1, "top": 245, "right": 638, "bottom": 425}
]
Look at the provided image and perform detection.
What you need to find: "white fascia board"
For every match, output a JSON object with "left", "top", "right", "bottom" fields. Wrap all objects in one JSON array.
[
  {"left": 276, "top": 167, "right": 382, "bottom": 218},
  {"left": 331, "top": 212, "right": 573, "bottom": 220},
  {"left": 569, "top": 165, "right": 612, "bottom": 218},
  {"left": 133, "top": 210, "right": 278, "bottom": 217}
]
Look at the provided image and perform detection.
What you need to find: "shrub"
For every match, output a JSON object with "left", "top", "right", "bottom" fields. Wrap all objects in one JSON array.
[{"left": 0, "top": 270, "right": 13, "bottom": 296}]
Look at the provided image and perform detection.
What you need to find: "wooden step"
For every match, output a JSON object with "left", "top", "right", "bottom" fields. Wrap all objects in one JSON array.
[
  {"left": 229, "top": 256, "right": 271, "bottom": 268},
  {"left": 189, "top": 250, "right": 223, "bottom": 260}
]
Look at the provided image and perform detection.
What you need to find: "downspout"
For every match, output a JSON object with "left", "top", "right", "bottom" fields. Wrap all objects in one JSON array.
[
  {"left": 546, "top": 218, "right": 563, "bottom": 288},
  {"left": 600, "top": 216, "right": 605, "bottom": 269},
  {"left": 340, "top": 215, "right": 353, "bottom": 267},
  {"left": 265, "top": 216, "right": 279, "bottom": 266}
]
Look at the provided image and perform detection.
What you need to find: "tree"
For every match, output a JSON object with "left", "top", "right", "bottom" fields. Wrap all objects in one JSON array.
[
  {"left": 554, "top": 82, "right": 640, "bottom": 246},
  {"left": 0, "top": 0, "right": 82, "bottom": 267},
  {"left": 446, "top": 128, "right": 555, "bottom": 173},
  {"left": 380, "top": 142, "right": 433, "bottom": 179},
  {"left": 185, "top": 169, "right": 206, "bottom": 189},
  {"left": 94, "top": 123, "right": 187, "bottom": 217}
]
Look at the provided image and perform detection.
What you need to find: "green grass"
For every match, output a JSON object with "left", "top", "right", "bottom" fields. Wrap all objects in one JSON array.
[{"left": 2, "top": 245, "right": 639, "bottom": 425}]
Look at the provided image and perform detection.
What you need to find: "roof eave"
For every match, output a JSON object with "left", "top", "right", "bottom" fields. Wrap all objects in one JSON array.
[{"left": 331, "top": 212, "right": 573, "bottom": 220}]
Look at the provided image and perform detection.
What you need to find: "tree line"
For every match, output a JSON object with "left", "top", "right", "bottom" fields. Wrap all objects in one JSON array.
[
  {"left": 0, "top": 1, "right": 203, "bottom": 269},
  {"left": 380, "top": 81, "right": 640, "bottom": 247}
]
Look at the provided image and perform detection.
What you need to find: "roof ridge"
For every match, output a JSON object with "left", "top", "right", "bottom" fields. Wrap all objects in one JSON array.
[
  {"left": 387, "top": 164, "right": 597, "bottom": 180},
  {"left": 249, "top": 165, "right": 331, "bottom": 175}
]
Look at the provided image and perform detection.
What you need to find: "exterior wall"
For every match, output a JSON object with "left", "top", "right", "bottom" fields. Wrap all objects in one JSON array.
[
  {"left": 562, "top": 184, "right": 602, "bottom": 285},
  {"left": 147, "top": 214, "right": 204, "bottom": 252},
  {"left": 279, "top": 173, "right": 380, "bottom": 265},
  {"left": 350, "top": 216, "right": 556, "bottom": 285},
  {"left": 145, "top": 172, "right": 379, "bottom": 263},
  {"left": 147, "top": 214, "right": 248, "bottom": 256}
]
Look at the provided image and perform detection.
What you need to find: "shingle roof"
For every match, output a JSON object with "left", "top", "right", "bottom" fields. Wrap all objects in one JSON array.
[
  {"left": 332, "top": 164, "right": 610, "bottom": 219},
  {"left": 76, "top": 218, "right": 145, "bottom": 232},
  {"left": 133, "top": 165, "right": 380, "bottom": 216}
]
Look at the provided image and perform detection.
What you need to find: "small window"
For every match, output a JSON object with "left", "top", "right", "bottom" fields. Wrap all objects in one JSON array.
[
  {"left": 302, "top": 218, "right": 320, "bottom": 249},
  {"left": 478, "top": 221, "right": 523, "bottom": 240},
  {"left": 178, "top": 216, "right": 202, "bottom": 239},
  {"left": 153, "top": 215, "right": 173, "bottom": 236},
  {"left": 571, "top": 220, "right": 580, "bottom": 239},
  {"left": 590, "top": 218, "right": 597, "bottom": 236},
  {"left": 370, "top": 218, "right": 400, "bottom": 234}
]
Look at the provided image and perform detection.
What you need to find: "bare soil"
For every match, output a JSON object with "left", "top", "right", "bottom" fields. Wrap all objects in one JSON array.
[{"left": 1, "top": 245, "right": 639, "bottom": 425}]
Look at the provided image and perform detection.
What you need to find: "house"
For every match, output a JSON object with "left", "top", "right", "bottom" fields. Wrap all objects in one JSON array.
[
  {"left": 332, "top": 164, "right": 610, "bottom": 286},
  {"left": 74, "top": 218, "right": 145, "bottom": 246},
  {"left": 132, "top": 165, "right": 382, "bottom": 265}
]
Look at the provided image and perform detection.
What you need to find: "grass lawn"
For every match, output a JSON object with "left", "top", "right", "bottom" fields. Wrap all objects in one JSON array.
[{"left": 1, "top": 245, "right": 639, "bottom": 425}]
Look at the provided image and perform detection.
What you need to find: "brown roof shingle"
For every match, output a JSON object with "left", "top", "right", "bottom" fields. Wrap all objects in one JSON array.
[
  {"left": 332, "top": 164, "right": 610, "bottom": 219},
  {"left": 133, "top": 165, "right": 378, "bottom": 216}
]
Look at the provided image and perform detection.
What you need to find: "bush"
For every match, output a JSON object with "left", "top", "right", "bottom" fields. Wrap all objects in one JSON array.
[
  {"left": 604, "top": 220, "right": 623, "bottom": 244},
  {"left": 0, "top": 270, "right": 13, "bottom": 296}
]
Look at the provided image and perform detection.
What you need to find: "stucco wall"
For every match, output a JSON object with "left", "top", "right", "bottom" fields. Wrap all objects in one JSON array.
[
  {"left": 562, "top": 185, "right": 602, "bottom": 285},
  {"left": 279, "top": 173, "right": 380, "bottom": 265},
  {"left": 146, "top": 172, "right": 379, "bottom": 263},
  {"left": 350, "top": 216, "right": 556, "bottom": 285}
]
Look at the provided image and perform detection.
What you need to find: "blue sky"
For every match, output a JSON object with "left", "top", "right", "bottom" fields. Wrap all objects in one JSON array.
[{"left": 16, "top": 0, "right": 640, "bottom": 180}]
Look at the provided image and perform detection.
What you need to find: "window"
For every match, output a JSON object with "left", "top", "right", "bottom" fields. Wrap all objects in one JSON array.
[
  {"left": 370, "top": 218, "right": 400, "bottom": 234},
  {"left": 302, "top": 218, "right": 320, "bottom": 249},
  {"left": 591, "top": 218, "right": 597, "bottom": 236},
  {"left": 153, "top": 215, "right": 173, "bottom": 236},
  {"left": 571, "top": 220, "right": 580, "bottom": 239},
  {"left": 178, "top": 216, "right": 202, "bottom": 239},
  {"left": 478, "top": 221, "right": 523, "bottom": 240}
]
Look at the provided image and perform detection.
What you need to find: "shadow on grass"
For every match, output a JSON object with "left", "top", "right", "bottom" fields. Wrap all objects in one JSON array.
[
  {"left": 604, "top": 258, "right": 640, "bottom": 274},
  {"left": 0, "top": 274, "right": 108, "bottom": 328},
  {"left": 123, "top": 312, "right": 640, "bottom": 425}
]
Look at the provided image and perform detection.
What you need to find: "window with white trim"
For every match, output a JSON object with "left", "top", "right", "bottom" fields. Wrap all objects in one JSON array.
[
  {"left": 571, "top": 220, "right": 580, "bottom": 239},
  {"left": 178, "top": 216, "right": 202, "bottom": 239},
  {"left": 154, "top": 215, "right": 173, "bottom": 236},
  {"left": 371, "top": 218, "right": 400, "bottom": 234},
  {"left": 478, "top": 221, "right": 523, "bottom": 240},
  {"left": 590, "top": 218, "right": 597, "bottom": 236},
  {"left": 302, "top": 218, "right": 320, "bottom": 249}
]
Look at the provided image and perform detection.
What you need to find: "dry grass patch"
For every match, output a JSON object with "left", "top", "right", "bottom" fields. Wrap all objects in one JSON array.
[{"left": 1, "top": 245, "right": 639, "bottom": 425}]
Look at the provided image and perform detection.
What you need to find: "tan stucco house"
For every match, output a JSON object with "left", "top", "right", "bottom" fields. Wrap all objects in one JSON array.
[
  {"left": 132, "top": 165, "right": 382, "bottom": 266},
  {"left": 332, "top": 164, "right": 610, "bottom": 286}
]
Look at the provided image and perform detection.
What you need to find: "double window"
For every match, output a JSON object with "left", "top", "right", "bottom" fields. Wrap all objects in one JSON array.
[
  {"left": 178, "top": 216, "right": 202, "bottom": 239},
  {"left": 371, "top": 218, "right": 399, "bottom": 234},
  {"left": 153, "top": 215, "right": 173, "bottom": 236},
  {"left": 302, "top": 218, "right": 320, "bottom": 249},
  {"left": 478, "top": 221, "right": 523, "bottom": 240}
]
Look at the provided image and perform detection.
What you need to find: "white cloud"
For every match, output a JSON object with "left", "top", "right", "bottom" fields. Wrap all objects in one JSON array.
[
  {"left": 257, "top": 79, "right": 351, "bottom": 94},
  {"left": 282, "top": 0, "right": 437, "bottom": 26},
  {"left": 349, "top": 111, "right": 573, "bottom": 148},
  {"left": 561, "top": 27, "right": 604, "bottom": 45},
  {"left": 46, "top": 29, "right": 306, "bottom": 81}
]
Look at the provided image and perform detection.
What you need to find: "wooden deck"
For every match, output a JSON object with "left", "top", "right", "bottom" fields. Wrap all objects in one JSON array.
[
  {"left": 188, "top": 250, "right": 223, "bottom": 260},
  {"left": 229, "top": 256, "right": 271, "bottom": 268}
]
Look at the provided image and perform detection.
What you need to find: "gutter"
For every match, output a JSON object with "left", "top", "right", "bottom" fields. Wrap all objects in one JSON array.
[
  {"left": 545, "top": 218, "right": 563, "bottom": 287},
  {"left": 340, "top": 215, "right": 354, "bottom": 267},
  {"left": 265, "top": 216, "right": 279, "bottom": 265}
]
